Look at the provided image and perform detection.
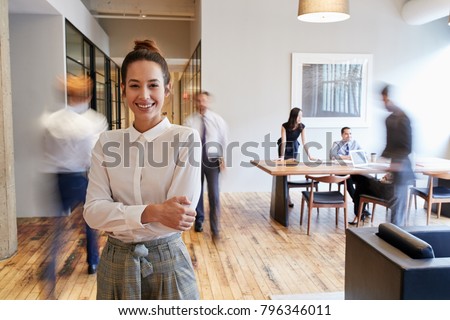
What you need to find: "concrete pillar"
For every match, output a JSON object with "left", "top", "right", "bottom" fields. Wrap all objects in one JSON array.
[{"left": 0, "top": 0, "right": 18, "bottom": 260}]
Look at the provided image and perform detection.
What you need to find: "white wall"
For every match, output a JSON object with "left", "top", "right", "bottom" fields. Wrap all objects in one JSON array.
[
  {"left": 201, "top": 0, "right": 450, "bottom": 192},
  {"left": 10, "top": 14, "right": 66, "bottom": 217}
]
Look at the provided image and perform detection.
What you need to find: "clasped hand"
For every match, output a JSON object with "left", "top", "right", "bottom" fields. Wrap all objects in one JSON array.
[{"left": 142, "top": 196, "right": 197, "bottom": 231}]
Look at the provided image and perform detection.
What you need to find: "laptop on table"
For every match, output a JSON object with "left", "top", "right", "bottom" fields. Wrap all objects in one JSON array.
[
  {"left": 350, "top": 150, "right": 369, "bottom": 168},
  {"left": 350, "top": 150, "right": 390, "bottom": 169}
]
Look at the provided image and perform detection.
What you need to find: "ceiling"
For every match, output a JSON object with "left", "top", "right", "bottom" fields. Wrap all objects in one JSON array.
[
  {"left": 8, "top": 0, "right": 59, "bottom": 14},
  {"left": 401, "top": 0, "right": 450, "bottom": 25},
  {"left": 79, "top": 0, "right": 196, "bottom": 21},
  {"left": 77, "top": 0, "right": 449, "bottom": 25},
  {"left": 8, "top": 0, "right": 448, "bottom": 25}
]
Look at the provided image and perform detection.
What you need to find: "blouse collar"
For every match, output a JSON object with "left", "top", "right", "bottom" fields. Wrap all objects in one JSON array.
[{"left": 127, "top": 117, "right": 172, "bottom": 143}]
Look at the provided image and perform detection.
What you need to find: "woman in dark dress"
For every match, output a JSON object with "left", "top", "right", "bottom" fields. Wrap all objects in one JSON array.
[
  {"left": 278, "top": 107, "right": 314, "bottom": 207},
  {"left": 278, "top": 107, "right": 312, "bottom": 160}
]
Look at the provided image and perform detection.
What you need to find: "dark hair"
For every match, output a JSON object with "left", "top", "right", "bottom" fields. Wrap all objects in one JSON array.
[
  {"left": 287, "top": 107, "right": 302, "bottom": 130},
  {"left": 121, "top": 39, "right": 171, "bottom": 90},
  {"left": 196, "top": 91, "right": 211, "bottom": 100},
  {"left": 341, "top": 126, "right": 351, "bottom": 135},
  {"left": 381, "top": 84, "right": 390, "bottom": 96}
]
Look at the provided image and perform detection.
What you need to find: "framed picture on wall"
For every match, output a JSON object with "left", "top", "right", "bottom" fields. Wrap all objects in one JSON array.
[{"left": 291, "top": 53, "right": 373, "bottom": 128}]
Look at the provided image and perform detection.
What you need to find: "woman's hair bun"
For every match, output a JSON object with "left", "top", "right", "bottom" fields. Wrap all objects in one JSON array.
[{"left": 133, "top": 39, "right": 162, "bottom": 55}]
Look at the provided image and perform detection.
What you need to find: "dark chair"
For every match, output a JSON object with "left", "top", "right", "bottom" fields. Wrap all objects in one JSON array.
[
  {"left": 408, "top": 172, "right": 450, "bottom": 225},
  {"left": 288, "top": 178, "right": 319, "bottom": 191},
  {"left": 346, "top": 223, "right": 450, "bottom": 299},
  {"left": 300, "top": 174, "right": 349, "bottom": 235},
  {"left": 288, "top": 179, "right": 319, "bottom": 191},
  {"left": 410, "top": 178, "right": 418, "bottom": 210},
  {"left": 356, "top": 194, "right": 394, "bottom": 227},
  {"left": 287, "top": 177, "right": 319, "bottom": 207}
]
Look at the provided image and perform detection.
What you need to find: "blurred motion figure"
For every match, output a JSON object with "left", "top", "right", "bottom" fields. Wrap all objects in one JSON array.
[
  {"left": 184, "top": 91, "right": 228, "bottom": 239},
  {"left": 41, "top": 74, "right": 108, "bottom": 283},
  {"left": 380, "top": 84, "right": 414, "bottom": 226}
]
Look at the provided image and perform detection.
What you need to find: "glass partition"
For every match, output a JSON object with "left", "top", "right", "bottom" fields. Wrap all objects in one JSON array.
[
  {"left": 180, "top": 42, "right": 201, "bottom": 123},
  {"left": 66, "top": 23, "right": 89, "bottom": 77},
  {"left": 65, "top": 20, "right": 124, "bottom": 129},
  {"left": 94, "top": 48, "right": 106, "bottom": 117}
]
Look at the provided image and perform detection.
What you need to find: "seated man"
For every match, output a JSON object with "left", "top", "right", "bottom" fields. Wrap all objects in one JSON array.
[
  {"left": 329, "top": 127, "right": 362, "bottom": 200},
  {"left": 349, "top": 173, "right": 395, "bottom": 225},
  {"left": 330, "top": 126, "right": 361, "bottom": 161}
]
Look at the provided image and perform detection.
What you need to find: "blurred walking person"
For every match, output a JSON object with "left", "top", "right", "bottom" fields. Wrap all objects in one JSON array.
[{"left": 40, "top": 74, "right": 107, "bottom": 295}]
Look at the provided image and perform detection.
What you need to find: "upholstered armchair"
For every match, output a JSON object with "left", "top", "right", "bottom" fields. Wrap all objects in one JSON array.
[{"left": 345, "top": 223, "right": 450, "bottom": 299}]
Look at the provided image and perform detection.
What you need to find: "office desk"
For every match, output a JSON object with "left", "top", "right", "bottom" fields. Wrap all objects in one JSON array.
[{"left": 251, "top": 158, "right": 450, "bottom": 227}]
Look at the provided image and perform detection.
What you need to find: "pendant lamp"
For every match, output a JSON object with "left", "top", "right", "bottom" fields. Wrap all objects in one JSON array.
[{"left": 298, "top": 0, "right": 350, "bottom": 23}]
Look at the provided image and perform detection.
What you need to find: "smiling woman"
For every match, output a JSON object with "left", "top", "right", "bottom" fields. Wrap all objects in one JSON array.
[
  {"left": 120, "top": 40, "right": 172, "bottom": 132},
  {"left": 122, "top": 59, "right": 169, "bottom": 132},
  {"left": 83, "top": 39, "right": 202, "bottom": 300}
]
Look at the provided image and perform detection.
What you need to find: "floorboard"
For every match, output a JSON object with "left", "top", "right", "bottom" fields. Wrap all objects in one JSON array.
[{"left": 0, "top": 191, "right": 449, "bottom": 300}]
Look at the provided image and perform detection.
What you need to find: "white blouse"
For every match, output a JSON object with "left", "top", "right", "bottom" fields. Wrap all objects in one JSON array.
[
  {"left": 41, "top": 105, "right": 108, "bottom": 173},
  {"left": 83, "top": 118, "right": 202, "bottom": 243}
]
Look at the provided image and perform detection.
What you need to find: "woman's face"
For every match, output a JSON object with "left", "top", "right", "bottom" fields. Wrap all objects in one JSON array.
[{"left": 121, "top": 60, "right": 169, "bottom": 131}]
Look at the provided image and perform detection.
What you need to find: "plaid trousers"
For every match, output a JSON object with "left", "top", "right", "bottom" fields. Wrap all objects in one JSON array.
[{"left": 97, "top": 233, "right": 199, "bottom": 300}]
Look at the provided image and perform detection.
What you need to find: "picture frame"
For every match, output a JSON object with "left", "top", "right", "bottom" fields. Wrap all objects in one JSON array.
[{"left": 291, "top": 53, "right": 373, "bottom": 128}]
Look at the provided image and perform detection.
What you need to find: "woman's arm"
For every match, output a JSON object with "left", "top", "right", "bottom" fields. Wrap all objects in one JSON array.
[
  {"left": 83, "top": 138, "right": 148, "bottom": 233},
  {"left": 300, "top": 128, "right": 311, "bottom": 160},
  {"left": 279, "top": 126, "right": 287, "bottom": 159},
  {"left": 141, "top": 197, "right": 196, "bottom": 231}
]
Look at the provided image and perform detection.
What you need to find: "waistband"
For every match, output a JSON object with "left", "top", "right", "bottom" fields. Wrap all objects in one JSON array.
[{"left": 107, "top": 232, "right": 181, "bottom": 250}]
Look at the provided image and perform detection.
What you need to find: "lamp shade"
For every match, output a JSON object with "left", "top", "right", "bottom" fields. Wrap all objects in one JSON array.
[{"left": 298, "top": 0, "right": 350, "bottom": 23}]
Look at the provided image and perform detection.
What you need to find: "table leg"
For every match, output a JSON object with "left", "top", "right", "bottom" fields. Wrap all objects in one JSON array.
[{"left": 270, "top": 175, "right": 289, "bottom": 227}]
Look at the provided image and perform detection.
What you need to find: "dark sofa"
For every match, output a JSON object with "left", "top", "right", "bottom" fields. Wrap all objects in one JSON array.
[{"left": 345, "top": 223, "right": 450, "bottom": 299}]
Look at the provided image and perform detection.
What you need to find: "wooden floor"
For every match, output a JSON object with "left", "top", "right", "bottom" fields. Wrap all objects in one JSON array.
[{"left": 1, "top": 191, "right": 449, "bottom": 300}]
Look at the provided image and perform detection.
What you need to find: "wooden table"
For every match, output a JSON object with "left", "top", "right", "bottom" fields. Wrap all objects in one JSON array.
[{"left": 251, "top": 158, "right": 450, "bottom": 227}]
